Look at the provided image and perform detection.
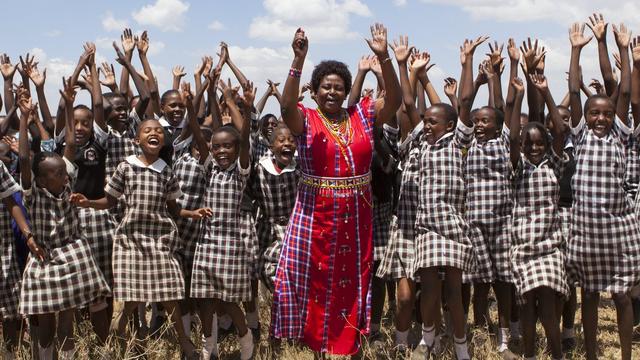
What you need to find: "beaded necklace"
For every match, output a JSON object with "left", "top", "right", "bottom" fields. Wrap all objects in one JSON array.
[{"left": 317, "top": 107, "right": 355, "bottom": 175}]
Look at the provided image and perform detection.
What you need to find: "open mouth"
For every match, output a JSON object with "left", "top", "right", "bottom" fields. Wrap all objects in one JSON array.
[{"left": 148, "top": 137, "right": 161, "bottom": 147}]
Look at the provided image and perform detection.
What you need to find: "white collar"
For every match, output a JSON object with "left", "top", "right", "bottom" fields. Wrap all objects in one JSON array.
[
  {"left": 125, "top": 155, "right": 167, "bottom": 173},
  {"left": 158, "top": 116, "right": 186, "bottom": 129},
  {"left": 433, "top": 131, "right": 454, "bottom": 145},
  {"left": 260, "top": 155, "right": 297, "bottom": 175}
]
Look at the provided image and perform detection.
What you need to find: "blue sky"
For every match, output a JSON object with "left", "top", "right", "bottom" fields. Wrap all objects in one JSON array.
[{"left": 3, "top": 0, "right": 640, "bottom": 116}]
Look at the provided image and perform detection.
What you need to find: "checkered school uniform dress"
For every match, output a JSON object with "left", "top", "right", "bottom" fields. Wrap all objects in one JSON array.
[
  {"left": 377, "top": 123, "right": 423, "bottom": 280},
  {"left": 411, "top": 123, "right": 475, "bottom": 275},
  {"left": 625, "top": 132, "right": 640, "bottom": 201},
  {"left": 372, "top": 124, "right": 399, "bottom": 262},
  {"left": 105, "top": 156, "right": 185, "bottom": 302},
  {"left": 20, "top": 159, "right": 110, "bottom": 315},
  {"left": 566, "top": 118, "right": 640, "bottom": 293},
  {"left": 252, "top": 133, "right": 272, "bottom": 161},
  {"left": 464, "top": 126, "right": 514, "bottom": 283},
  {"left": 190, "top": 157, "right": 253, "bottom": 302},
  {"left": 251, "top": 156, "right": 299, "bottom": 290},
  {"left": 511, "top": 151, "right": 570, "bottom": 301},
  {"left": 0, "top": 162, "right": 23, "bottom": 320},
  {"left": 172, "top": 152, "right": 207, "bottom": 282}
]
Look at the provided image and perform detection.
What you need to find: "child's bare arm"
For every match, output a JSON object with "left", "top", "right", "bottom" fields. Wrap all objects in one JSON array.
[
  {"left": 137, "top": 31, "right": 161, "bottom": 116},
  {"left": 631, "top": 37, "right": 640, "bottom": 128},
  {"left": 460, "top": 36, "right": 489, "bottom": 127},
  {"left": 504, "top": 38, "right": 520, "bottom": 122},
  {"left": 509, "top": 77, "right": 525, "bottom": 168},
  {"left": 114, "top": 42, "right": 151, "bottom": 118},
  {"left": 60, "top": 78, "right": 77, "bottom": 162},
  {"left": 220, "top": 79, "right": 250, "bottom": 169},
  {"left": 27, "top": 65, "right": 54, "bottom": 135},
  {"left": 55, "top": 43, "right": 94, "bottom": 136},
  {"left": 118, "top": 28, "right": 136, "bottom": 102},
  {"left": 1, "top": 54, "right": 17, "bottom": 115},
  {"left": 207, "top": 68, "right": 223, "bottom": 131},
  {"left": 70, "top": 193, "right": 118, "bottom": 210},
  {"left": 520, "top": 38, "right": 547, "bottom": 123},
  {"left": 487, "top": 41, "right": 505, "bottom": 111},
  {"left": 255, "top": 83, "right": 274, "bottom": 115},
  {"left": 392, "top": 36, "right": 420, "bottom": 133},
  {"left": 613, "top": 23, "right": 632, "bottom": 124},
  {"left": 172, "top": 65, "right": 186, "bottom": 90},
  {"left": 89, "top": 53, "right": 107, "bottom": 132},
  {"left": 223, "top": 42, "right": 250, "bottom": 89},
  {"left": 569, "top": 23, "right": 593, "bottom": 126},
  {"left": 183, "top": 82, "right": 210, "bottom": 163},
  {"left": 348, "top": 56, "right": 371, "bottom": 107},
  {"left": 587, "top": 13, "right": 617, "bottom": 96},
  {"left": 531, "top": 74, "right": 566, "bottom": 154},
  {"left": 443, "top": 77, "right": 459, "bottom": 113},
  {"left": 18, "top": 93, "right": 32, "bottom": 189}
]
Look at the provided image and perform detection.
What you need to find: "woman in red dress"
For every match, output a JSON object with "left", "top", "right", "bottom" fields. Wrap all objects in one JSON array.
[{"left": 271, "top": 24, "right": 401, "bottom": 356}]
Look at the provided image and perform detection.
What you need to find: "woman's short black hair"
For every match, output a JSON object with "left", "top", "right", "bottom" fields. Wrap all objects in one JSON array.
[{"left": 311, "top": 60, "right": 352, "bottom": 95}]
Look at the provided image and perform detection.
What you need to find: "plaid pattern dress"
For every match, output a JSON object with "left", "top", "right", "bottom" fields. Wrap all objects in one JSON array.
[
  {"left": 511, "top": 151, "right": 570, "bottom": 301},
  {"left": 412, "top": 123, "right": 475, "bottom": 274},
  {"left": 251, "top": 156, "right": 299, "bottom": 291},
  {"left": 271, "top": 97, "right": 375, "bottom": 356},
  {"left": 464, "top": 126, "right": 514, "bottom": 283},
  {"left": 371, "top": 124, "right": 398, "bottom": 262},
  {"left": 190, "top": 157, "right": 252, "bottom": 301},
  {"left": 567, "top": 118, "right": 640, "bottom": 293},
  {"left": 20, "top": 159, "right": 110, "bottom": 315},
  {"left": 377, "top": 123, "right": 423, "bottom": 280},
  {"left": 105, "top": 156, "right": 185, "bottom": 302},
  {"left": 0, "top": 162, "right": 23, "bottom": 320},
  {"left": 173, "top": 152, "right": 207, "bottom": 282}
]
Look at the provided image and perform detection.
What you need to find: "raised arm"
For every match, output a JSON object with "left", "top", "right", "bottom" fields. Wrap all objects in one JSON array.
[
  {"left": 99, "top": 62, "right": 119, "bottom": 93},
  {"left": 487, "top": 41, "right": 506, "bottom": 111},
  {"left": 459, "top": 36, "right": 490, "bottom": 127},
  {"left": 366, "top": 23, "right": 402, "bottom": 126},
  {"left": 114, "top": 42, "right": 150, "bottom": 118},
  {"left": 416, "top": 53, "right": 442, "bottom": 106},
  {"left": 504, "top": 38, "right": 520, "bottom": 121},
  {"left": 587, "top": 13, "right": 617, "bottom": 96},
  {"left": 568, "top": 22, "right": 593, "bottom": 126},
  {"left": 612, "top": 23, "right": 632, "bottom": 124},
  {"left": 255, "top": 82, "right": 274, "bottom": 115},
  {"left": 443, "top": 77, "right": 459, "bottom": 113},
  {"left": 26, "top": 65, "right": 53, "bottom": 135},
  {"left": 509, "top": 77, "right": 525, "bottom": 168},
  {"left": 531, "top": 74, "right": 566, "bottom": 155},
  {"left": 348, "top": 56, "right": 371, "bottom": 107},
  {"left": 55, "top": 43, "right": 94, "bottom": 136},
  {"left": 137, "top": 31, "right": 161, "bottom": 116},
  {"left": 89, "top": 54, "right": 106, "bottom": 132},
  {"left": 60, "top": 78, "right": 77, "bottom": 162},
  {"left": 206, "top": 68, "right": 223, "bottom": 130},
  {"left": 183, "top": 83, "right": 210, "bottom": 163},
  {"left": 17, "top": 93, "right": 32, "bottom": 189},
  {"left": 172, "top": 65, "right": 186, "bottom": 90},
  {"left": 391, "top": 35, "right": 420, "bottom": 136},
  {"left": 520, "top": 38, "right": 547, "bottom": 123},
  {"left": 631, "top": 37, "right": 640, "bottom": 128},
  {"left": 220, "top": 79, "right": 250, "bottom": 168},
  {"left": 281, "top": 28, "right": 307, "bottom": 136},
  {"left": 118, "top": 28, "right": 136, "bottom": 102},
  {"left": 1, "top": 55, "right": 18, "bottom": 125}
]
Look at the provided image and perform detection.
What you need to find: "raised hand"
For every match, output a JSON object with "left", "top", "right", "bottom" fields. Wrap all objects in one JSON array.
[
  {"left": 507, "top": 38, "right": 520, "bottom": 62},
  {"left": 358, "top": 55, "right": 372, "bottom": 72},
  {"left": 194, "top": 57, "right": 207, "bottom": 76},
  {"left": 632, "top": 36, "right": 640, "bottom": 66},
  {"left": 530, "top": 73, "right": 549, "bottom": 92},
  {"left": 113, "top": 42, "right": 128, "bottom": 67},
  {"left": 0, "top": 54, "right": 17, "bottom": 79},
  {"left": 569, "top": 22, "right": 593, "bottom": 49},
  {"left": 486, "top": 41, "right": 504, "bottom": 69},
  {"left": 121, "top": 28, "right": 136, "bottom": 54},
  {"left": 172, "top": 65, "right": 186, "bottom": 79},
  {"left": 586, "top": 13, "right": 608, "bottom": 41},
  {"left": 19, "top": 53, "right": 38, "bottom": 77},
  {"left": 203, "top": 56, "right": 214, "bottom": 75},
  {"left": 79, "top": 69, "right": 94, "bottom": 92},
  {"left": 241, "top": 80, "right": 256, "bottom": 108},
  {"left": 460, "top": 36, "right": 490, "bottom": 64},
  {"left": 218, "top": 42, "right": 229, "bottom": 65},
  {"left": 520, "top": 38, "right": 546, "bottom": 74},
  {"left": 589, "top": 79, "right": 605, "bottom": 94},
  {"left": 365, "top": 23, "right": 390, "bottom": 58},
  {"left": 410, "top": 51, "right": 434, "bottom": 73},
  {"left": 370, "top": 56, "right": 382, "bottom": 76},
  {"left": 28, "top": 66, "right": 46, "bottom": 88},
  {"left": 291, "top": 28, "right": 308, "bottom": 59},
  {"left": 16, "top": 87, "right": 32, "bottom": 114},
  {"left": 267, "top": 79, "right": 280, "bottom": 94},
  {"left": 219, "top": 78, "right": 239, "bottom": 101},
  {"left": 137, "top": 30, "right": 150, "bottom": 55},
  {"left": 511, "top": 77, "right": 525, "bottom": 95},
  {"left": 612, "top": 23, "right": 631, "bottom": 49},
  {"left": 390, "top": 35, "right": 414, "bottom": 64},
  {"left": 444, "top": 77, "right": 457, "bottom": 97},
  {"left": 59, "top": 77, "right": 78, "bottom": 104},
  {"left": 181, "top": 82, "right": 193, "bottom": 101},
  {"left": 475, "top": 62, "right": 488, "bottom": 85},
  {"left": 100, "top": 62, "right": 116, "bottom": 88},
  {"left": 81, "top": 42, "right": 96, "bottom": 67}
]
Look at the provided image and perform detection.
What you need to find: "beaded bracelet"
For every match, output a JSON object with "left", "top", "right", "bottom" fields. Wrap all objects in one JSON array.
[{"left": 289, "top": 67, "right": 302, "bottom": 78}]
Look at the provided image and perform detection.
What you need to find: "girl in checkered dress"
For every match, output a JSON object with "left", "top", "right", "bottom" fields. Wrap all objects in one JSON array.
[
  {"left": 412, "top": 103, "right": 475, "bottom": 359},
  {"left": 0, "top": 160, "right": 32, "bottom": 356},
  {"left": 72, "top": 117, "right": 212, "bottom": 359},
  {"left": 188, "top": 80, "right": 254, "bottom": 360},
  {"left": 251, "top": 123, "right": 299, "bottom": 291},
  {"left": 19, "top": 83, "right": 111, "bottom": 359},
  {"left": 509, "top": 76, "right": 569, "bottom": 360},
  {"left": 565, "top": 22, "right": 640, "bottom": 360}
]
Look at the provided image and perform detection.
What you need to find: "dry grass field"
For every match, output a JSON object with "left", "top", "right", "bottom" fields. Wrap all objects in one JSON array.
[{"left": 3, "top": 290, "right": 639, "bottom": 359}]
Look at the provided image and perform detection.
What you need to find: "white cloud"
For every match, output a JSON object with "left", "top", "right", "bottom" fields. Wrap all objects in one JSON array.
[
  {"left": 132, "top": 0, "right": 190, "bottom": 32},
  {"left": 102, "top": 11, "right": 129, "bottom": 32},
  {"left": 421, "top": 1, "right": 640, "bottom": 28},
  {"left": 208, "top": 20, "right": 225, "bottom": 31},
  {"left": 394, "top": 0, "right": 407, "bottom": 6},
  {"left": 249, "top": 0, "right": 372, "bottom": 42}
]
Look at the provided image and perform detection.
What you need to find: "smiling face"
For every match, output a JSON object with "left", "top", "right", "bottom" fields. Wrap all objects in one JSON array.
[
  {"left": 315, "top": 74, "right": 347, "bottom": 116},
  {"left": 585, "top": 97, "right": 615, "bottom": 138},
  {"left": 423, "top": 106, "right": 454, "bottom": 145},
  {"left": 74, "top": 107, "right": 93, "bottom": 146},
  {"left": 36, "top": 155, "right": 69, "bottom": 196},
  {"left": 105, "top": 95, "right": 129, "bottom": 133},
  {"left": 522, "top": 125, "right": 548, "bottom": 165},
  {"left": 210, "top": 129, "right": 239, "bottom": 170},
  {"left": 270, "top": 126, "right": 297, "bottom": 168},
  {"left": 260, "top": 115, "right": 279, "bottom": 140},
  {"left": 136, "top": 120, "right": 165, "bottom": 157},
  {"left": 161, "top": 91, "right": 186, "bottom": 127},
  {"left": 471, "top": 107, "right": 499, "bottom": 142}
]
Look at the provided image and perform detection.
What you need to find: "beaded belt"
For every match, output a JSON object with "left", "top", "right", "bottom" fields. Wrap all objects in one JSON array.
[{"left": 300, "top": 172, "right": 371, "bottom": 190}]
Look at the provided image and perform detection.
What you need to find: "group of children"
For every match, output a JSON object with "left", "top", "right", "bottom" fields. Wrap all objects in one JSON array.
[{"left": 0, "top": 12, "right": 639, "bottom": 360}]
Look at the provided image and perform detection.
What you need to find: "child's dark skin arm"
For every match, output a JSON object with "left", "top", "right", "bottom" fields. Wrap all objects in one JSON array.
[
  {"left": 532, "top": 74, "right": 566, "bottom": 154},
  {"left": 569, "top": 23, "right": 593, "bottom": 126},
  {"left": 587, "top": 13, "right": 617, "bottom": 96},
  {"left": 61, "top": 79, "right": 77, "bottom": 162},
  {"left": 487, "top": 41, "right": 505, "bottom": 111},
  {"left": 114, "top": 42, "right": 151, "bottom": 118},
  {"left": 172, "top": 65, "right": 186, "bottom": 91},
  {"left": 520, "top": 38, "right": 546, "bottom": 123},
  {"left": 348, "top": 56, "right": 370, "bottom": 107},
  {"left": 460, "top": 36, "right": 489, "bottom": 127},
  {"left": 194, "top": 56, "right": 213, "bottom": 119},
  {"left": 367, "top": 24, "right": 402, "bottom": 126},
  {"left": 90, "top": 56, "right": 106, "bottom": 132},
  {"left": 184, "top": 85, "right": 210, "bottom": 164},
  {"left": 220, "top": 79, "right": 250, "bottom": 168},
  {"left": 1, "top": 54, "right": 17, "bottom": 116},
  {"left": 55, "top": 43, "right": 94, "bottom": 136},
  {"left": 509, "top": 77, "right": 525, "bottom": 169},
  {"left": 392, "top": 36, "right": 420, "bottom": 135},
  {"left": 3, "top": 196, "right": 43, "bottom": 261},
  {"left": 18, "top": 95, "right": 32, "bottom": 190},
  {"left": 17, "top": 54, "right": 35, "bottom": 97},
  {"left": 30, "top": 109, "right": 50, "bottom": 141},
  {"left": 484, "top": 61, "right": 497, "bottom": 108},
  {"left": 255, "top": 83, "right": 274, "bottom": 115},
  {"left": 631, "top": 37, "right": 640, "bottom": 128},
  {"left": 177, "top": 79, "right": 209, "bottom": 143},
  {"left": 118, "top": 28, "right": 136, "bottom": 102},
  {"left": 137, "top": 31, "right": 161, "bottom": 116},
  {"left": 27, "top": 66, "right": 54, "bottom": 135},
  {"left": 166, "top": 199, "right": 213, "bottom": 219},
  {"left": 613, "top": 23, "right": 632, "bottom": 124},
  {"left": 70, "top": 193, "right": 118, "bottom": 210},
  {"left": 222, "top": 42, "right": 250, "bottom": 89},
  {"left": 0, "top": 104, "right": 17, "bottom": 137},
  {"left": 207, "top": 68, "right": 223, "bottom": 131},
  {"left": 504, "top": 38, "right": 520, "bottom": 122},
  {"left": 444, "top": 77, "right": 459, "bottom": 113}
]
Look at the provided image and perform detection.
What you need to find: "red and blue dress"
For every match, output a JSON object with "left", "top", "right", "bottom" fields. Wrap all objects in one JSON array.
[{"left": 271, "top": 97, "right": 375, "bottom": 355}]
